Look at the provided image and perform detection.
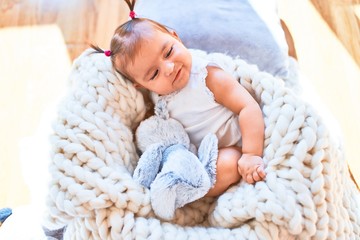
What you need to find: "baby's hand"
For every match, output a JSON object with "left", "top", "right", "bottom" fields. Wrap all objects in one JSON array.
[{"left": 237, "top": 154, "right": 266, "bottom": 184}]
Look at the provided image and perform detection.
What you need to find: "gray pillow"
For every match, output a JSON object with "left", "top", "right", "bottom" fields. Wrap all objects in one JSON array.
[{"left": 135, "top": 0, "right": 290, "bottom": 78}]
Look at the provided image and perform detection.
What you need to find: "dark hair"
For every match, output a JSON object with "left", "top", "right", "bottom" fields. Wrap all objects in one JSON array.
[{"left": 90, "top": 0, "right": 171, "bottom": 82}]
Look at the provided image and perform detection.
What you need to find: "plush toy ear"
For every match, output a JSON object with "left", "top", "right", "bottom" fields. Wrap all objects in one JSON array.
[
  {"left": 197, "top": 133, "right": 218, "bottom": 186},
  {"left": 133, "top": 143, "right": 166, "bottom": 188}
]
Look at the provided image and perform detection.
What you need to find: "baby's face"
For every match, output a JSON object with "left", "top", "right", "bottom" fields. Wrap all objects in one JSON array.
[{"left": 125, "top": 28, "right": 192, "bottom": 95}]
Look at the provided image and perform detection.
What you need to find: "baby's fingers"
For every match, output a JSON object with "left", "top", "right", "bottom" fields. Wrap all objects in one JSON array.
[
  {"left": 251, "top": 166, "right": 266, "bottom": 182},
  {"left": 257, "top": 165, "right": 266, "bottom": 179},
  {"left": 246, "top": 174, "right": 255, "bottom": 184},
  {"left": 252, "top": 169, "right": 262, "bottom": 182}
]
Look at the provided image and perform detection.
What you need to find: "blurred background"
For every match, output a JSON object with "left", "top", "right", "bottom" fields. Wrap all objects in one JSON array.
[{"left": 0, "top": 0, "right": 359, "bottom": 210}]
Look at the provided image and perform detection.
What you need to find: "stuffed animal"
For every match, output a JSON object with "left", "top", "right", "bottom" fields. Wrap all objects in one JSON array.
[
  {"left": 0, "top": 208, "right": 12, "bottom": 227},
  {"left": 133, "top": 115, "right": 218, "bottom": 220}
]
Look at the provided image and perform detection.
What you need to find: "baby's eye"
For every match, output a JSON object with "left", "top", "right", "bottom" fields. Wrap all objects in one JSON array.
[
  {"left": 165, "top": 46, "right": 173, "bottom": 58},
  {"left": 150, "top": 69, "right": 159, "bottom": 80}
]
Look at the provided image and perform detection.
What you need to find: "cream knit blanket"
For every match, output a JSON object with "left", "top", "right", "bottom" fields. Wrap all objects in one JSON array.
[{"left": 44, "top": 49, "right": 360, "bottom": 239}]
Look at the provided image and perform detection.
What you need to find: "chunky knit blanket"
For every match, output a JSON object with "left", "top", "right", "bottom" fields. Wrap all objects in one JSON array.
[{"left": 44, "top": 49, "right": 360, "bottom": 239}]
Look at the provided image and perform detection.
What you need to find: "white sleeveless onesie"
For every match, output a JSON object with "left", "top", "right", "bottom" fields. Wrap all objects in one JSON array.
[{"left": 153, "top": 55, "right": 241, "bottom": 148}]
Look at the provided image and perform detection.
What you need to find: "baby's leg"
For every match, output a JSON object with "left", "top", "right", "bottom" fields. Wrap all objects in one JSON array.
[{"left": 205, "top": 146, "right": 241, "bottom": 197}]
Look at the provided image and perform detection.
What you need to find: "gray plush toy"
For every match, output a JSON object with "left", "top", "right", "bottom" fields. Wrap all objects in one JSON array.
[{"left": 133, "top": 115, "right": 218, "bottom": 220}]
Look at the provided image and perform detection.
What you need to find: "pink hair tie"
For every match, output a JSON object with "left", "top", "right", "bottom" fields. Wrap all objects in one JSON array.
[
  {"left": 129, "top": 10, "right": 136, "bottom": 19},
  {"left": 104, "top": 50, "right": 111, "bottom": 57}
]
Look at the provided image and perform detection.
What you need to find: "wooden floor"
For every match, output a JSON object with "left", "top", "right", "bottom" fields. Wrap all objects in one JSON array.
[{"left": 0, "top": 0, "right": 359, "bottom": 208}]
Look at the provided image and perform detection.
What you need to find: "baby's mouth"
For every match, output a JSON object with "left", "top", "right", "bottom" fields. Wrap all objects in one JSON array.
[{"left": 173, "top": 67, "right": 182, "bottom": 84}]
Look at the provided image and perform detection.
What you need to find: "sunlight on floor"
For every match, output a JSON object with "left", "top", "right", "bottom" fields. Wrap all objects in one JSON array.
[{"left": 0, "top": 24, "right": 71, "bottom": 208}]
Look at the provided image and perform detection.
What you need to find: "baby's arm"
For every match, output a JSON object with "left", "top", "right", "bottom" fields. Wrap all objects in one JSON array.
[{"left": 206, "top": 66, "right": 265, "bottom": 183}]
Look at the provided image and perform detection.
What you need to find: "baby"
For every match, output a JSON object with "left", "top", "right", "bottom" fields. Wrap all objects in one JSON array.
[{"left": 92, "top": 0, "right": 266, "bottom": 197}]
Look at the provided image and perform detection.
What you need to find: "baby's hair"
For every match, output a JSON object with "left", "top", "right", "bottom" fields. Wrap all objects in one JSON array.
[
  {"left": 90, "top": 0, "right": 172, "bottom": 83},
  {"left": 123, "top": 0, "right": 136, "bottom": 16}
]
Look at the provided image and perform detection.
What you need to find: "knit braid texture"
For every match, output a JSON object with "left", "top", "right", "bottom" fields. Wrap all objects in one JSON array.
[{"left": 44, "top": 49, "right": 360, "bottom": 239}]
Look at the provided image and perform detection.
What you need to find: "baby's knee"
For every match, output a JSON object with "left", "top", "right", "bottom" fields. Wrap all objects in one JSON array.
[
  {"left": 217, "top": 147, "right": 242, "bottom": 183},
  {"left": 206, "top": 147, "right": 242, "bottom": 197},
  {"left": 218, "top": 147, "right": 241, "bottom": 167}
]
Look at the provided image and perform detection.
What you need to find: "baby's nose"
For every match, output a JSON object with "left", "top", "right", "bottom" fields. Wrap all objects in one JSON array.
[{"left": 164, "top": 61, "right": 174, "bottom": 76}]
